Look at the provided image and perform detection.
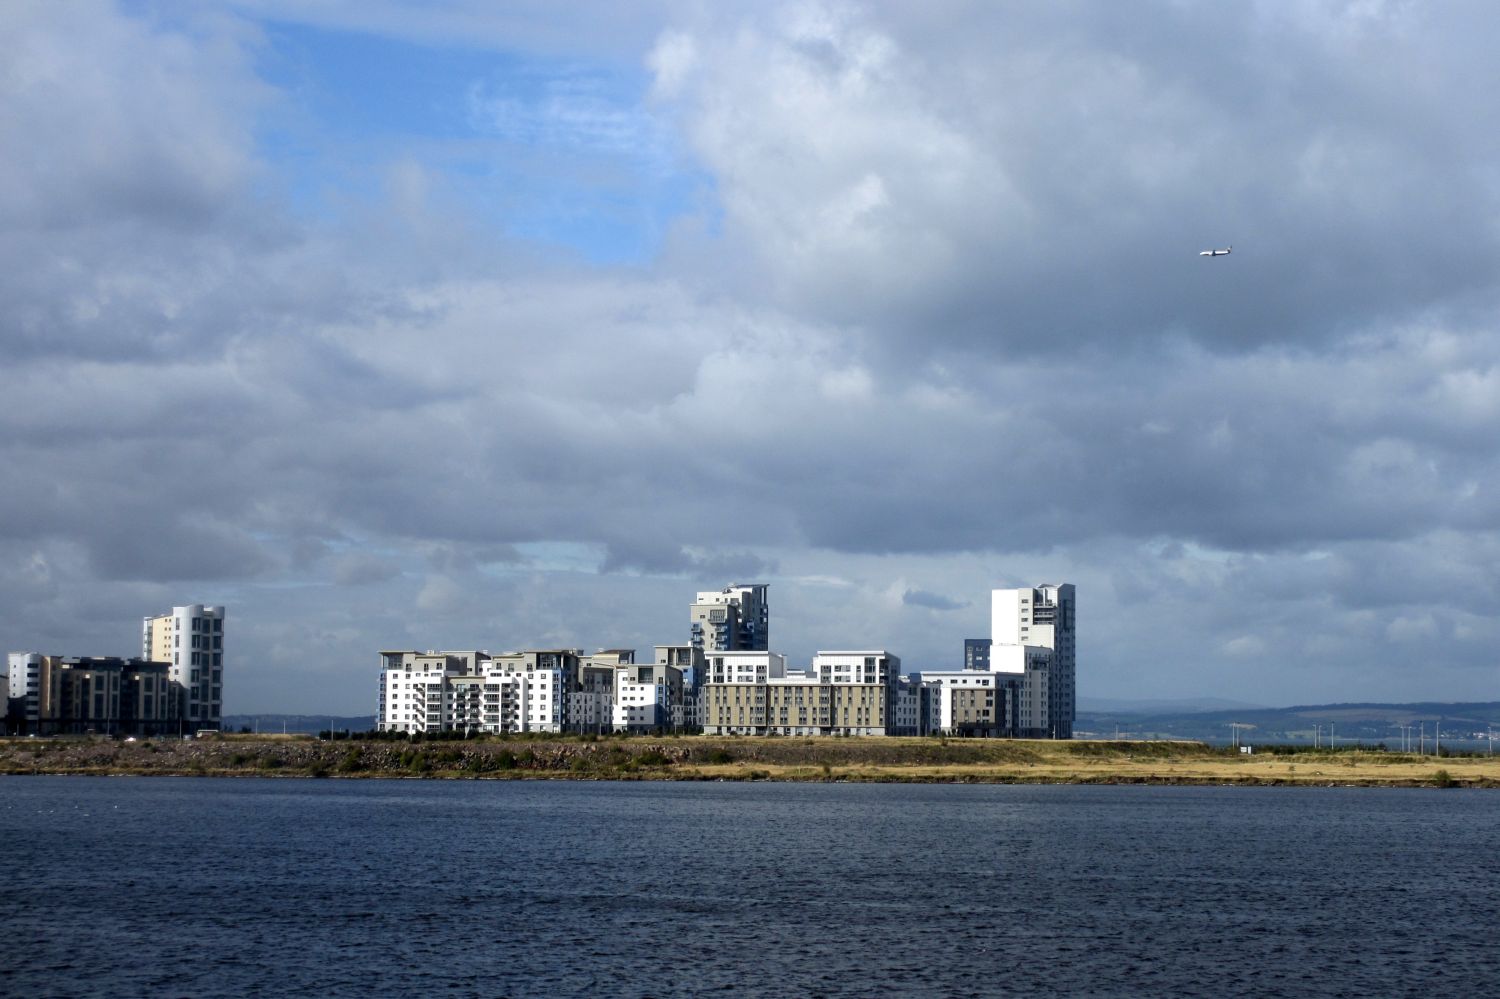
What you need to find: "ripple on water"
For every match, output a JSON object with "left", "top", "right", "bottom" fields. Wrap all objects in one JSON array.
[{"left": 1, "top": 779, "right": 1497, "bottom": 997}]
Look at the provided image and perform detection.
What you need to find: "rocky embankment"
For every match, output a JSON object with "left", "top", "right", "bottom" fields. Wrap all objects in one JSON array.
[
  {"left": 0, "top": 734, "right": 1057, "bottom": 778},
  {"left": 2, "top": 735, "right": 1496, "bottom": 786}
]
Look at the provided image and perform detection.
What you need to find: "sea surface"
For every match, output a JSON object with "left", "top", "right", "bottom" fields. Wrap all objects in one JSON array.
[{"left": 1, "top": 778, "right": 1496, "bottom": 998}]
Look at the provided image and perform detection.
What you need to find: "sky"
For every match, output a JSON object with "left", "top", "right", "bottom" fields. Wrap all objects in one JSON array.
[{"left": 4, "top": 0, "right": 1499, "bottom": 714}]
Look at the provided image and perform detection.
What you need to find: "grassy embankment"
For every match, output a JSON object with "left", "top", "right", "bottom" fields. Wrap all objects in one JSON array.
[{"left": 2, "top": 735, "right": 1497, "bottom": 786}]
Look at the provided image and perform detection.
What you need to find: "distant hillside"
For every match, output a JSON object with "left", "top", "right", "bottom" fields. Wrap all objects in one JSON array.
[
  {"left": 223, "top": 714, "right": 375, "bottom": 735},
  {"left": 1078, "top": 696, "right": 1269, "bottom": 713},
  {"left": 1077, "top": 701, "right": 1500, "bottom": 746}
]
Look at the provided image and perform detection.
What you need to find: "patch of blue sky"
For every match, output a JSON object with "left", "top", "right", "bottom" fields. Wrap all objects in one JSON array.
[
  {"left": 247, "top": 19, "right": 711, "bottom": 264},
  {"left": 502, "top": 542, "right": 608, "bottom": 575}
]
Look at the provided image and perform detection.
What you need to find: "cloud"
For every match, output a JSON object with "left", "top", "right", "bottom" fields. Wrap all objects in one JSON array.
[
  {"left": 902, "top": 588, "right": 968, "bottom": 611},
  {"left": 331, "top": 553, "right": 402, "bottom": 586},
  {"left": 4, "top": 1, "right": 1500, "bottom": 711},
  {"left": 599, "top": 538, "right": 777, "bottom": 581},
  {"left": 652, "top": 2, "right": 1500, "bottom": 355}
]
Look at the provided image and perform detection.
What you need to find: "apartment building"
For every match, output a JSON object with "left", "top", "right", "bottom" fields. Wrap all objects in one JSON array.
[
  {"left": 377, "top": 649, "right": 621, "bottom": 735},
  {"left": 700, "top": 651, "right": 900, "bottom": 736},
  {"left": 7, "top": 653, "right": 42, "bottom": 731},
  {"left": 142, "top": 604, "right": 225, "bottom": 731},
  {"left": 689, "top": 584, "right": 769, "bottom": 652},
  {"left": 919, "top": 670, "right": 997, "bottom": 736},
  {"left": 367, "top": 582, "right": 1077, "bottom": 741},
  {"left": 612, "top": 662, "right": 685, "bottom": 733},
  {"left": 992, "top": 585, "right": 1075, "bottom": 739},
  {"left": 5, "top": 653, "right": 180, "bottom": 736},
  {"left": 649, "top": 645, "right": 703, "bottom": 728},
  {"left": 376, "top": 651, "right": 479, "bottom": 734}
]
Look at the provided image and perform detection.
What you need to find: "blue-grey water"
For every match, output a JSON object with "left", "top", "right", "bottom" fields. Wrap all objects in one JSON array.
[{"left": 1, "top": 778, "right": 1496, "bottom": 998}]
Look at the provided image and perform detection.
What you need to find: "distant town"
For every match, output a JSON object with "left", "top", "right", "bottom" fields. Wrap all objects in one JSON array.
[
  {"left": 6, "top": 605, "right": 224, "bottom": 738},
  {"left": 5, "top": 584, "right": 1080, "bottom": 739},
  {"left": 377, "top": 583, "right": 1076, "bottom": 739},
  {"left": 10, "top": 585, "right": 1494, "bottom": 749}
]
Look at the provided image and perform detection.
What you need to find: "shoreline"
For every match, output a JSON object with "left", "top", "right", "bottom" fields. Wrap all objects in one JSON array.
[{"left": 3, "top": 735, "right": 1496, "bottom": 788}]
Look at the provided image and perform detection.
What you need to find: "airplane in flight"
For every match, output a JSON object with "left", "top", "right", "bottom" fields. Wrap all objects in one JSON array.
[{"left": 1199, "top": 246, "right": 1232, "bottom": 257}]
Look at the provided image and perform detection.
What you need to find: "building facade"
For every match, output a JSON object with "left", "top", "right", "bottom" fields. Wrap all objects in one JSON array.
[
  {"left": 991, "top": 584, "right": 1075, "bottom": 738},
  {"left": 367, "top": 583, "right": 1076, "bottom": 741},
  {"left": 689, "top": 584, "right": 769, "bottom": 652},
  {"left": 377, "top": 649, "right": 656, "bottom": 735},
  {"left": 142, "top": 604, "right": 225, "bottom": 731},
  {"left": 612, "top": 662, "right": 685, "bottom": 733},
  {"left": 5, "top": 653, "right": 180, "bottom": 736},
  {"left": 699, "top": 651, "right": 900, "bottom": 736},
  {"left": 917, "top": 670, "right": 1003, "bottom": 737},
  {"left": 378, "top": 649, "right": 595, "bottom": 735}
]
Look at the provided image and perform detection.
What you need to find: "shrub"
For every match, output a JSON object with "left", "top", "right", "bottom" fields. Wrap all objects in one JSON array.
[
  {"left": 705, "top": 748, "right": 734, "bottom": 765},
  {"left": 1433, "top": 769, "right": 1456, "bottom": 788},
  {"left": 634, "top": 750, "right": 670, "bottom": 767}
]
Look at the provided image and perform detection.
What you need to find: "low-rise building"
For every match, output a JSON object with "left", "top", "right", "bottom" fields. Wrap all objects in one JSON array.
[
  {"left": 612, "top": 662, "right": 685, "bottom": 733},
  {"left": 918, "top": 670, "right": 1003, "bottom": 737},
  {"left": 5, "top": 653, "right": 179, "bottom": 736},
  {"left": 700, "top": 651, "right": 900, "bottom": 736},
  {"left": 377, "top": 651, "right": 481, "bottom": 735},
  {"left": 377, "top": 648, "right": 617, "bottom": 735}
]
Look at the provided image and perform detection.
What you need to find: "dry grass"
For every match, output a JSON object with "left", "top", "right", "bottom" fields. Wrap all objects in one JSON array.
[{"left": 2, "top": 735, "right": 1496, "bottom": 787}]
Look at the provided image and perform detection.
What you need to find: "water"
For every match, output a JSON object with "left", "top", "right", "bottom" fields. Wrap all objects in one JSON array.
[{"left": 1, "top": 778, "right": 1496, "bottom": 998}]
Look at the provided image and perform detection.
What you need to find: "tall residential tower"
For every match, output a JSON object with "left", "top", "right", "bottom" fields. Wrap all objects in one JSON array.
[
  {"left": 689, "top": 584, "right": 769, "bottom": 652},
  {"left": 991, "top": 584, "right": 1075, "bottom": 739},
  {"left": 142, "top": 604, "right": 225, "bottom": 731}
]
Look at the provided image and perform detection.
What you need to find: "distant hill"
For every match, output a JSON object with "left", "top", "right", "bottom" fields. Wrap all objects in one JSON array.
[
  {"left": 223, "top": 714, "right": 375, "bottom": 735},
  {"left": 1078, "top": 696, "right": 1270, "bottom": 713},
  {"left": 1077, "top": 701, "right": 1500, "bottom": 746}
]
